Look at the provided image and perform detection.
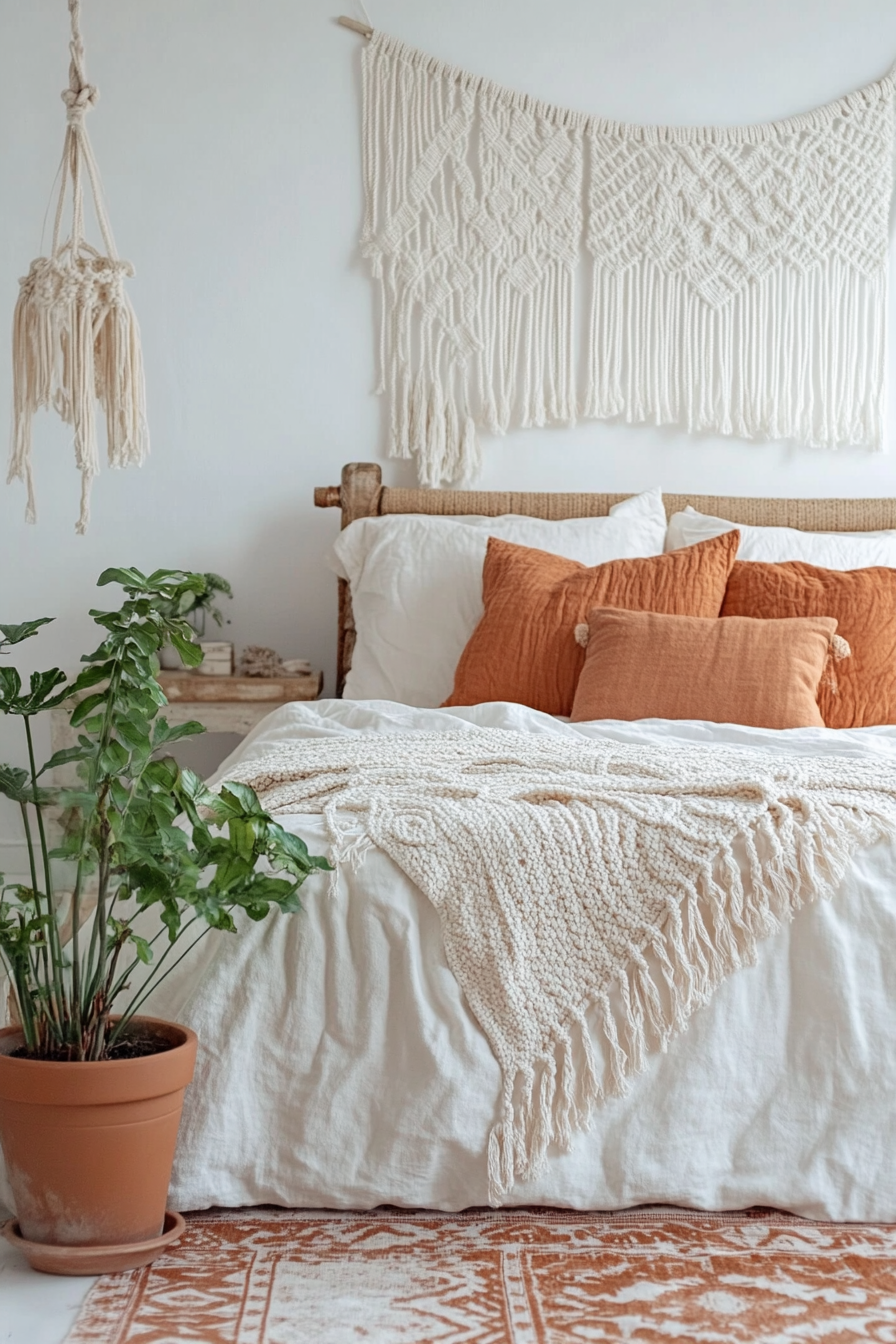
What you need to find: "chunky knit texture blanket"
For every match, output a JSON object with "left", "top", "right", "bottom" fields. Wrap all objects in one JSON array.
[
  {"left": 362, "top": 32, "right": 895, "bottom": 484},
  {"left": 225, "top": 729, "right": 896, "bottom": 1201}
]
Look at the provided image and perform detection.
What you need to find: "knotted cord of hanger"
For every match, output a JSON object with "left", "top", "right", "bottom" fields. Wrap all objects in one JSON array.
[{"left": 51, "top": 0, "right": 118, "bottom": 260}]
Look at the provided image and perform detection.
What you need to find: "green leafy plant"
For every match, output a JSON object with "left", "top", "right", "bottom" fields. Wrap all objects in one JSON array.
[
  {"left": 176, "top": 572, "right": 232, "bottom": 639},
  {"left": 0, "top": 568, "right": 329, "bottom": 1062}
]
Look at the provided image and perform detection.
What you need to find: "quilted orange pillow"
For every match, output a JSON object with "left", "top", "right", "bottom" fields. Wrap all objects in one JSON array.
[
  {"left": 722, "top": 560, "right": 896, "bottom": 727},
  {"left": 570, "top": 608, "right": 840, "bottom": 728},
  {"left": 444, "top": 529, "right": 740, "bottom": 716}
]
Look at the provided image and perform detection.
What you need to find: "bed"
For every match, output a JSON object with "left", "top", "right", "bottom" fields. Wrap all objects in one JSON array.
[
  {"left": 312, "top": 464, "right": 896, "bottom": 697},
  {"left": 27, "top": 468, "right": 896, "bottom": 1221}
]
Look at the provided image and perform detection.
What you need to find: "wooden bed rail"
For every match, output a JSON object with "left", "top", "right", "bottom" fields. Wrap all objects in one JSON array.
[
  {"left": 315, "top": 463, "right": 896, "bottom": 530},
  {"left": 314, "top": 465, "right": 384, "bottom": 693},
  {"left": 314, "top": 463, "right": 384, "bottom": 531}
]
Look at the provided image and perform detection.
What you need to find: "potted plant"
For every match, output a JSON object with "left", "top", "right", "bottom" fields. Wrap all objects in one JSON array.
[
  {"left": 0, "top": 567, "right": 329, "bottom": 1275},
  {"left": 158, "top": 572, "right": 233, "bottom": 673}
]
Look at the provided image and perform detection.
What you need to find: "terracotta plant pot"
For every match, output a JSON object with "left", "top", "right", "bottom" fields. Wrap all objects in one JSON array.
[{"left": 0, "top": 1017, "right": 197, "bottom": 1263}]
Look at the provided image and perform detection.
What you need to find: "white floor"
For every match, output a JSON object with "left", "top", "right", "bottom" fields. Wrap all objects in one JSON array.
[{"left": 0, "top": 1212, "right": 94, "bottom": 1344}]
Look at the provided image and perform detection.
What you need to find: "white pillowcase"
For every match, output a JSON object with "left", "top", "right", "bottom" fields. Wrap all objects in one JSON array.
[
  {"left": 329, "top": 490, "right": 667, "bottom": 706},
  {"left": 666, "top": 506, "right": 896, "bottom": 569}
]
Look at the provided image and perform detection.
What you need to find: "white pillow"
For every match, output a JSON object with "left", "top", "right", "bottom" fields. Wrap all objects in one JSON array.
[
  {"left": 329, "top": 490, "right": 667, "bottom": 706},
  {"left": 666, "top": 506, "right": 896, "bottom": 569}
]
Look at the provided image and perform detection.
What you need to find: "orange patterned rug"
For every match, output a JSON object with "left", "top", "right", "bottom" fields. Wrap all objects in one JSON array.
[{"left": 66, "top": 1206, "right": 896, "bottom": 1343}]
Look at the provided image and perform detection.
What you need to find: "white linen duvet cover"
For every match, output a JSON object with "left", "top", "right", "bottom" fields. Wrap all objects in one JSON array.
[
  {"left": 132, "top": 700, "right": 896, "bottom": 1223},
  {"left": 4, "top": 702, "right": 891, "bottom": 1222}
]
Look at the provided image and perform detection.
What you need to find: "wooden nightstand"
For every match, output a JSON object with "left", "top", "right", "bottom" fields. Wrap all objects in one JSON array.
[
  {"left": 49, "top": 669, "right": 323, "bottom": 775},
  {"left": 154, "top": 669, "right": 323, "bottom": 736}
]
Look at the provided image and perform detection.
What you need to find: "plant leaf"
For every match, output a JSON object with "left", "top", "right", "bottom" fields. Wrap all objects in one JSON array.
[
  {"left": 116, "top": 719, "right": 152, "bottom": 755},
  {"left": 0, "top": 764, "right": 31, "bottom": 803},
  {"left": 97, "top": 567, "right": 146, "bottom": 590},
  {"left": 0, "top": 667, "right": 22, "bottom": 707},
  {"left": 152, "top": 718, "right": 205, "bottom": 748},
  {"left": 69, "top": 691, "right": 108, "bottom": 727},
  {"left": 68, "top": 661, "right": 114, "bottom": 694},
  {"left": 38, "top": 746, "right": 89, "bottom": 776},
  {"left": 169, "top": 629, "right": 203, "bottom": 668},
  {"left": 143, "top": 759, "right": 180, "bottom": 791},
  {"left": 18, "top": 668, "right": 69, "bottom": 714},
  {"left": 127, "top": 625, "right": 159, "bottom": 657},
  {"left": 218, "top": 781, "right": 267, "bottom": 818},
  {"left": 132, "top": 933, "right": 153, "bottom": 964},
  {"left": 57, "top": 788, "right": 99, "bottom": 811},
  {"left": 99, "top": 740, "right": 129, "bottom": 774},
  {"left": 0, "top": 618, "right": 54, "bottom": 646}
]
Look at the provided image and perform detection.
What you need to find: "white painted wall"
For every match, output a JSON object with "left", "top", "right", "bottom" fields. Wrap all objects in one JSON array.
[{"left": 1, "top": 0, "right": 895, "bottom": 871}]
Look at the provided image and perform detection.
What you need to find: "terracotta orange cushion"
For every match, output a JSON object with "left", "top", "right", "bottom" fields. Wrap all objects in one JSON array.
[
  {"left": 721, "top": 560, "right": 896, "bottom": 728},
  {"left": 570, "top": 607, "right": 839, "bottom": 728},
  {"left": 443, "top": 529, "right": 740, "bottom": 716}
]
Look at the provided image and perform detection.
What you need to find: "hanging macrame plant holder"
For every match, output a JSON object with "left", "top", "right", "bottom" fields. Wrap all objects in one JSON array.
[{"left": 8, "top": 0, "right": 148, "bottom": 535}]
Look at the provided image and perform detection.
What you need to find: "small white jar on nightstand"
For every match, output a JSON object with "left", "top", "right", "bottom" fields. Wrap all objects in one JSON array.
[{"left": 197, "top": 641, "right": 234, "bottom": 676}]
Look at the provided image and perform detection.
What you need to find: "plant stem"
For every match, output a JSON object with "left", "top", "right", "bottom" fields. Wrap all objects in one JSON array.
[
  {"left": 70, "top": 858, "right": 84, "bottom": 1058},
  {"left": 82, "top": 665, "right": 122, "bottom": 1037},
  {"left": 23, "top": 716, "right": 69, "bottom": 1030},
  {"left": 108, "top": 922, "right": 211, "bottom": 1047},
  {"left": 98, "top": 932, "right": 129, "bottom": 1039},
  {"left": 17, "top": 799, "right": 54, "bottom": 1020},
  {"left": 0, "top": 944, "right": 37, "bottom": 1052},
  {"left": 80, "top": 851, "right": 108, "bottom": 1018},
  {"left": 106, "top": 922, "right": 177, "bottom": 1003},
  {"left": 81, "top": 848, "right": 102, "bottom": 1008}
]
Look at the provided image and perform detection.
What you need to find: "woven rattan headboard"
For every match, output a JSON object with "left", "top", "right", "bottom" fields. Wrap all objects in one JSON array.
[{"left": 315, "top": 462, "right": 896, "bottom": 696}]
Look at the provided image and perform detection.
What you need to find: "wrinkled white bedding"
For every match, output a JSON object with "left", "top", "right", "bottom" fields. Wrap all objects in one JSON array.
[{"left": 131, "top": 700, "right": 896, "bottom": 1221}]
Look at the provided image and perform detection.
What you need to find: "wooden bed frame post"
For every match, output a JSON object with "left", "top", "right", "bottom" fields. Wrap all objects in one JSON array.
[{"left": 315, "top": 463, "right": 383, "bottom": 695}]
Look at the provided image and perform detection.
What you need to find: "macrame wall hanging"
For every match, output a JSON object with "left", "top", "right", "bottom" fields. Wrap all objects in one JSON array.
[
  {"left": 8, "top": 0, "right": 148, "bottom": 534},
  {"left": 345, "top": 22, "right": 896, "bottom": 487}
]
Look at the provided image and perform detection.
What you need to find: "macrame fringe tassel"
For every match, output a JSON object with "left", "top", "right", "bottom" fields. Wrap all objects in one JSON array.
[
  {"left": 584, "top": 258, "right": 886, "bottom": 451},
  {"left": 363, "top": 33, "right": 581, "bottom": 487},
  {"left": 380, "top": 258, "right": 577, "bottom": 486},
  {"left": 485, "top": 801, "right": 888, "bottom": 1205},
  {"left": 10, "top": 256, "right": 148, "bottom": 534},
  {"left": 8, "top": 0, "right": 148, "bottom": 534}
]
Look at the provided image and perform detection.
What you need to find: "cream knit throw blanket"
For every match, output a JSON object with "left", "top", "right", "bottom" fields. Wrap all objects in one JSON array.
[{"left": 224, "top": 729, "right": 896, "bottom": 1201}]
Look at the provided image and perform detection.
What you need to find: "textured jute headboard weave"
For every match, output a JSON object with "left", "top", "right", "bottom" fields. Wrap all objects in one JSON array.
[{"left": 315, "top": 462, "right": 896, "bottom": 696}]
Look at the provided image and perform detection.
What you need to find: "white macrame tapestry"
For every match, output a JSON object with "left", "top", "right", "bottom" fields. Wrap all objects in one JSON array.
[
  {"left": 8, "top": 0, "right": 148, "bottom": 535},
  {"left": 360, "top": 32, "right": 896, "bottom": 486}
]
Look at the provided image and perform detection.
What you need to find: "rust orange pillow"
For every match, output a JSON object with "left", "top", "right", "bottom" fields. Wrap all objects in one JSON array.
[
  {"left": 570, "top": 608, "right": 839, "bottom": 728},
  {"left": 722, "top": 560, "right": 896, "bottom": 727},
  {"left": 443, "top": 529, "right": 740, "bottom": 716}
]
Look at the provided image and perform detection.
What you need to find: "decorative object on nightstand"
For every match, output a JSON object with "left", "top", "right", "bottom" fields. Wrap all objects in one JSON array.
[
  {"left": 197, "top": 641, "right": 234, "bottom": 676},
  {"left": 159, "top": 572, "right": 233, "bottom": 672},
  {"left": 238, "top": 645, "right": 312, "bottom": 678},
  {"left": 152, "top": 666, "right": 323, "bottom": 742}
]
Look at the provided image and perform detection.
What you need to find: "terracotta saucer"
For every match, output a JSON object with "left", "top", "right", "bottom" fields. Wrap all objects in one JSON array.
[{"left": 2, "top": 1210, "right": 186, "bottom": 1276}]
